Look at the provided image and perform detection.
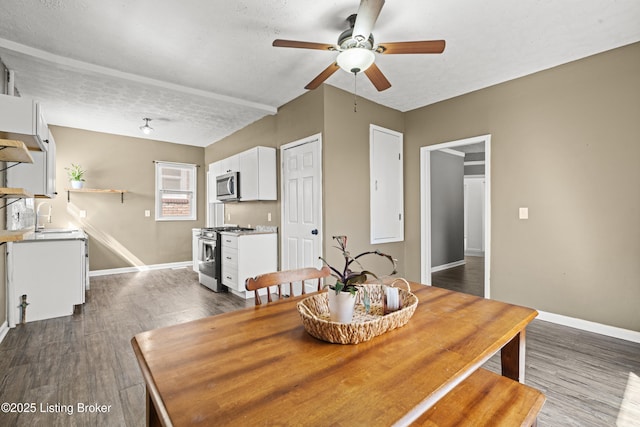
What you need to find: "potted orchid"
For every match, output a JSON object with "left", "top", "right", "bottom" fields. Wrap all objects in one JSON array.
[{"left": 320, "top": 235, "right": 397, "bottom": 322}]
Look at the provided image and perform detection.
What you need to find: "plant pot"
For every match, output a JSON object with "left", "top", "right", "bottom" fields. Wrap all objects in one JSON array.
[
  {"left": 71, "top": 180, "right": 84, "bottom": 189},
  {"left": 327, "top": 289, "right": 357, "bottom": 323}
]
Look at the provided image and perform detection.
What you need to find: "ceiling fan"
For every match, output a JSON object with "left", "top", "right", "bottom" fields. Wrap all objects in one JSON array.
[{"left": 272, "top": 0, "right": 445, "bottom": 92}]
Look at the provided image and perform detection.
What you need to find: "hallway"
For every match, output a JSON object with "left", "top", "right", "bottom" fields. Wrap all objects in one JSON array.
[{"left": 431, "top": 256, "right": 484, "bottom": 297}]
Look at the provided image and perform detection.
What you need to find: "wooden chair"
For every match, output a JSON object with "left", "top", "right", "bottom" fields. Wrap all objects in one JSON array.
[{"left": 245, "top": 266, "right": 331, "bottom": 305}]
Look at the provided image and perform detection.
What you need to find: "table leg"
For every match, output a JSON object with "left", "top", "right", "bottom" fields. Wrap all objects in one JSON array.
[
  {"left": 146, "top": 387, "right": 162, "bottom": 427},
  {"left": 501, "top": 328, "right": 527, "bottom": 383}
]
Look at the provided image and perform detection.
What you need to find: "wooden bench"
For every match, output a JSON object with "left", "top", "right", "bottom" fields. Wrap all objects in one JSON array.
[{"left": 413, "top": 368, "right": 545, "bottom": 427}]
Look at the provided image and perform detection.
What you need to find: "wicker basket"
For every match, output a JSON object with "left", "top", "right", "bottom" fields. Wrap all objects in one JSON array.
[{"left": 296, "top": 279, "right": 418, "bottom": 344}]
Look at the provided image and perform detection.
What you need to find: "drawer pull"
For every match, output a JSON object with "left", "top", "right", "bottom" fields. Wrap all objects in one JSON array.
[
  {"left": 226, "top": 256, "right": 232, "bottom": 260},
  {"left": 226, "top": 276, "right": 232, "bottom": 280}
]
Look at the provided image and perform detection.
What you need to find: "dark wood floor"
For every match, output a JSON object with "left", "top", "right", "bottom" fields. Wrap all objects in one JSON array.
[
  {"left": 431, "top": 256, "right": 484, "bottom": 297},
  {"left": 1, "top": 267, "right": 639, "bottom": 426},
  {"left": 0, "top": 268, "right": 252, "bottom": 426}
]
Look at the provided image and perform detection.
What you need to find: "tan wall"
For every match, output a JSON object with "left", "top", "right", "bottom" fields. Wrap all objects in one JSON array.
[
  {"left": 203, "top": 88, "right": 324, "bottom": 233},
  {"left": 203, "top": 85, "right": 405, "bottom": 279},
  {"left": 48, "top": 126, "right": 205, "bottom": 271},
  {"left": 322, "top": 85, "right": 405, "bottom": 278},
  {"left": 404, "top": 42, "right": 640, "bottom": 331}
]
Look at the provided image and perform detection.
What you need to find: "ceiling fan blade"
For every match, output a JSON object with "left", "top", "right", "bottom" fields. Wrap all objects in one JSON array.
[
  {"left": 353, "top": 0, "right": 385, "bottom": 41},
  {"left": 364, "top": 63, "right": 391, "bottom": 91},
  {"left": 305, "top": 62, "right": 340, "bottom": 90},
  {"left": 273, "top": 39, "right": 335, "bottom": 51},
  {"left": 378, "top": 40, "right": 446, "bottom": 55}
]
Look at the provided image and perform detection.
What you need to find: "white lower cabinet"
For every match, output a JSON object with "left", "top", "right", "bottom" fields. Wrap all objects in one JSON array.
[
  {"left": 221, "top": 232, "right": 277, "bottom": 299},
  {"left": 7, "top": 237, "right": 88, "bottom": 326}
]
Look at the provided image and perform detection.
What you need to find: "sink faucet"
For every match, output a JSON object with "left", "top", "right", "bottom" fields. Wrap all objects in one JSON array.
[{"left": 35, "top": 202, "right": 52, "bottom": 231}]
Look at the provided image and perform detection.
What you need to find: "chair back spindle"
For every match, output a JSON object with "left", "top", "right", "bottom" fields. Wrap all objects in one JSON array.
[{"left": 245, "top": 266, "right": 331, "bottom": 305}]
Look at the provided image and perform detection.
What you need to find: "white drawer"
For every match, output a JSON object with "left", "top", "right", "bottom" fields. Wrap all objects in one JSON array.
[
  {"left": 220, "top": 234, "right": 238, "bottom": 249},
  {"left": 222, "top": 263, "right": 239, "bottom": 290},
  {"left": 222, "top": 247, "right": 238, "bottom": 265}
]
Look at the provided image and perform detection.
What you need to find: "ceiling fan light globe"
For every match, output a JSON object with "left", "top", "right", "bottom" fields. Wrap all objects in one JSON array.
[{"left": 337, "top": 48, "right": 375, "bottom": 74}]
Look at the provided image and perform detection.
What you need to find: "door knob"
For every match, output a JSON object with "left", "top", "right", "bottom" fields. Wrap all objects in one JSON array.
[{"left": 311, "top": 229, "right": 318, "bottom": 235}]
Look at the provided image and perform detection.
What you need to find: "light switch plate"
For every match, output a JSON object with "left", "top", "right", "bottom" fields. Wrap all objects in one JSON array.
[
  {"left": 79, "top": 210, "right": 87, "bottom": 218},
  {"left": 519, "top": 207, "right": 529, "bottom": 220},
  {"left": 144, "top": 210, "right": 150, "bottom": 217}
]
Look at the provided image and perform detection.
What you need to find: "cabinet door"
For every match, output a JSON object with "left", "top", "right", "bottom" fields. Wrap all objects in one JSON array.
[
  {"left": 370, "top": 125, "right": 404, "bottom": 244},
  {"left": 256, "top": 147, "right": 277, "bottom": 200},
  {"left": 7, "top": 149, "right": 47, "bottom": 196},
  {"left": 45, "top": 132, "right": 56, "bottom": 196},
  {"left": 10, "top": 240, "right": 83, "bottom": 323},
  {"left": 239, "top": 148, "right": 258, "bottom": 201},
  {"left": 239, "top": 147, "right": 276, "bottom": 201}
]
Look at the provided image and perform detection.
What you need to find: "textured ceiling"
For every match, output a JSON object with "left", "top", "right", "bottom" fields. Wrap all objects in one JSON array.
[{"left": 0, "top": 0, "right": 638, "bottom": 147}]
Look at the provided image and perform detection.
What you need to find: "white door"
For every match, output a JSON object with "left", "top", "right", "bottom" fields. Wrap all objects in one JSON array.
[
  {"left": 281, "top": 134, "right": 323, "bottom": 293},
  {"left": 464, "top": 177, "right": 485, "bottom": 257}
]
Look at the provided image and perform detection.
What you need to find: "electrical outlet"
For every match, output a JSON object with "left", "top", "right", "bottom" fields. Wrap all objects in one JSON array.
[
  {"left": 79, "top": 210, "right": 87, "bottom": 218},
  {"left": 267, "top": 212, "right": 272, "bottom": 222},
  {"left": 227, "top": 213, "right": 231, "bottom": 221}
]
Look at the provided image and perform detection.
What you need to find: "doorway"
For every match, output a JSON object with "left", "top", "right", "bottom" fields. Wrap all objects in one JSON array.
[
  {"left": 280, "top": 134, "right": 323, "bottom": 293},
  {"left": 420, "top": 134, "right": 491, "bottom": 298}
]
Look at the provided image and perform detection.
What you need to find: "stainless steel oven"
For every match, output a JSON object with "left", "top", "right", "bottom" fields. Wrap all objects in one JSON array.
[
  {"left": 197, "top": 226, "right": 254, "bottom": 292},
  {"left": 197, "top": 230, "right": 224, "bottom": 292}
]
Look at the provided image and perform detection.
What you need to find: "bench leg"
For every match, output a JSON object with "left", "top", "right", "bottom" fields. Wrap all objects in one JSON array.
[{"left": 501, "top": 329, "right": 527, "bottom": 383}]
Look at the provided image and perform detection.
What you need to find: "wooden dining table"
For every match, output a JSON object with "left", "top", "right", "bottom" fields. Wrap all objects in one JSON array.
[{"left": 131, "top": 282, "right": 537, "bottom": 426}]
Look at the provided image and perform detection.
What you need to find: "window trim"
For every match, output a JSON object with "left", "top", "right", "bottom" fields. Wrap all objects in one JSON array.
[{"left": 155, "top": 161, "right": 197, "bottom": 221}]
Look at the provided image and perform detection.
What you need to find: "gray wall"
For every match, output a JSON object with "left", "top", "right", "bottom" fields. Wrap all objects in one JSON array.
[{"left": 430, "top": 151, "right": 465, "bottom": 267}]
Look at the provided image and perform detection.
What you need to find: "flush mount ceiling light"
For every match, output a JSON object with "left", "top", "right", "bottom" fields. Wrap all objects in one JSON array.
[
  {"left": 336, "top": 47, "right": 375, "bottom": 74},
  {"left": 139, "top": 118, "right": 153, "bottom": 135}
]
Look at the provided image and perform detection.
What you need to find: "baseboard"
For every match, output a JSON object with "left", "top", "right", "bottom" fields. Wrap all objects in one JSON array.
[
  {"left": 0, "top": 321, "right": 9, "bottom": 344},
  {"left": 464, "top": 250, "right": 484, "bottom": 257},
  {"left": 431, "top": 259, "right": 466, "bottom": 273},
  {"left": 90, "top": 261, "right": 192, "bottom": 277},
  {"left": 537, "top": 310, "right": 640, "bottom": 344}
]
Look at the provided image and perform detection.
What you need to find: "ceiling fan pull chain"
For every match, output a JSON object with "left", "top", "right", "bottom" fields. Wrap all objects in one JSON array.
[{"left": 353, "top": 71, "right": 358, "bottom": 113}]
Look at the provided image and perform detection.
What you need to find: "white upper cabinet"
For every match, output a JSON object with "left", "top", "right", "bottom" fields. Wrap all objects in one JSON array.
[
  {"left": 0, "top": 94, "right": 50, "bottom": 152},
  {"left": 370, "top": 125, "right": 404, "bottom": 244},
  {"left": 7, "top": 130, "right": 57, "bottom": 198},
  {"left": 238, "top": 146, "right": 276, "bottom": 201},
  {"left": 210, "top": 146, "right": 276, "bottom": 202}
]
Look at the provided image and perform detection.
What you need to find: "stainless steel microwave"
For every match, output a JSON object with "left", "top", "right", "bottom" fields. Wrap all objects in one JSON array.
[{"left": 216, "top": 171, "right": 239, "bottom": 201}]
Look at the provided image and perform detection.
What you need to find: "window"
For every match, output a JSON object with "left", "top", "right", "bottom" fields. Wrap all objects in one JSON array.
[{"left": 155, "top": 162, "right": 197, "bottom": 221}]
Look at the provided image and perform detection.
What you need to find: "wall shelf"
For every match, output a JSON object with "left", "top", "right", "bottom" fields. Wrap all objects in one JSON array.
[
  {"left": 0, "top": 139, "right": 34, "bottom": 163},
  {"left": 0, "top": 187, "right": 34, "bottom": 211},
  {"left": 0, "top": 187, "right": 34, "bottom": 198},
  {"left": 0, "top": 229, "right": 33, "bottom": 244},
  {"left": 65, "top": 188, "right": 128, "bottom": 203}
]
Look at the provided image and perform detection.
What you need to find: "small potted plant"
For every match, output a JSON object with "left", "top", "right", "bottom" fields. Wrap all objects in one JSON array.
[
  {"left": 320, "top": 235, "right": 397, "bottom": 322},
  {"left": 65, "top": 163, "right": 86, "bottom": 189}
]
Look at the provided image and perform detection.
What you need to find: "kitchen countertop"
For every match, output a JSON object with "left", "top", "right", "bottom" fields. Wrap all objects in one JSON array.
[
  {"left": 19, "top": 228, "right": 88, "bottom": 242},
  {"left": 218, "top": 230, "right": 277, "bottom": 236}
]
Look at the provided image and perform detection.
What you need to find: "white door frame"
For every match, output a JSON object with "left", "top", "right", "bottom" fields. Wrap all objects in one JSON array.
[
  {"left": 420, "top": 134, "right": 492, "bottom": 298},
  {"left": 280, "top": 133, "right": 323, "bottom": 271}
]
